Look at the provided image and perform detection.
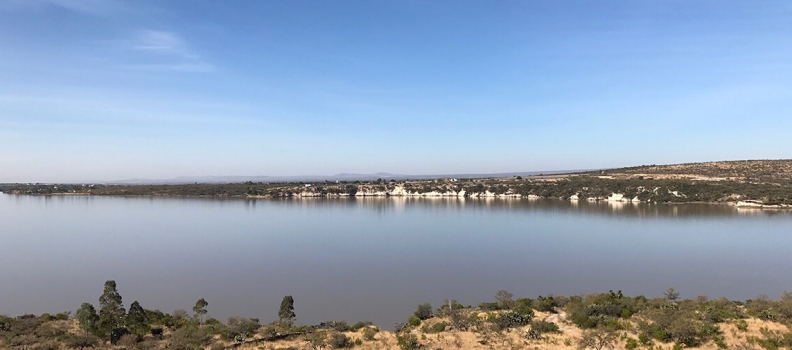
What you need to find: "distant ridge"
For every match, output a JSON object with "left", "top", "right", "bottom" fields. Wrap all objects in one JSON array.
[{"left": 109, "top": 170, "right": 589, "bottom": 185}]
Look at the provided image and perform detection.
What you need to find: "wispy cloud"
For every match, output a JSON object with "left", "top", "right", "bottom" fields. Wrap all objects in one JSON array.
[
  {"left": 132, "top": 30, "right": 198, "bottom": 59},
  {"left": 2, "top": 0, "right": 125, "bottom": 16},
  {"left": 120, "top": 29, "right": 215, "bottom": 73},
  {"left": 121, "top": 62, "right": 216, "bottom": 73}
]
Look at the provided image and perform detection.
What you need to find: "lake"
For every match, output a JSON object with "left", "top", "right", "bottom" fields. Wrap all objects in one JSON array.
[{"left": 1, "top": 194, "right": 791, "bottom": 327}]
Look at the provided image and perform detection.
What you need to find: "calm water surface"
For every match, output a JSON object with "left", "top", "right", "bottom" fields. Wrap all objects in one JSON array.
[{"left": 1, "top": 194, "right": 791, "bottom": 327}]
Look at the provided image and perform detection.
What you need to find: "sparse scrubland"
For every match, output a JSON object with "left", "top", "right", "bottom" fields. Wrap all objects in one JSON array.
[
  {"left": 6, "top": 281, "right": 792, "bottom": 350},
  {"left": 3, "top": 160, "right": 792, "bottom": 206}
]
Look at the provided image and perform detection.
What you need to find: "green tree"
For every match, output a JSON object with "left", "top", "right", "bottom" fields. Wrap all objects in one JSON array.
[
  {"left": 76, "top": 303, "right": 99, "bottom": 335},
  {"left": 193, "top": 298, "right": 209, "bottom": 323},
  {"left": 278, "top": 295, "right": 296, "bottom": 325},
  {"left": 126, "top": 300, "right": 149, "bottom": 336},
  {"left": 413, "top": 303, "right": 432, "bottom": 320},
  {"left": 98, "top": 280, "right": 126, "bottom": 336}
]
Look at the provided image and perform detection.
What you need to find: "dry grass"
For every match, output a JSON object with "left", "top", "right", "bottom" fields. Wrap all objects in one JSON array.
[
  {"left": 225, "top": 312, "right": 788, "bottom": 350},
  {"left": 600, "top": 160, "right": 792, "bottom": 183}
]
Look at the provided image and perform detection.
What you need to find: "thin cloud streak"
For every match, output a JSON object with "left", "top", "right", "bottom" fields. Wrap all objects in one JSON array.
[
  {"left": 132, "top": 30, "right": 199, "bottom": 59},
  {"left": 117, "top": 29, "right": 215, "bottom": 73},
  {"left": 1, "top": 0, "right": 126, "bottom": 16},
  {"left": 119, "top": 62, "right": 216, "bottom": 73}
]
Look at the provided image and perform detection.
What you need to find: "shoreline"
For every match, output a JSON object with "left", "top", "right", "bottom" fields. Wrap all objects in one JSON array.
[{"left": 6, "top": 191, "right": 792, "bottom": 209}]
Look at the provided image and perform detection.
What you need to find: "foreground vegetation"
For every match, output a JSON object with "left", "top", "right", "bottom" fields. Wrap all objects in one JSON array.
[
  {"left": 2, "top": 160, "right": 792, "bottom": 205},
  {"left": 5, "top": 282, "right": 792, "bottom": 350}
]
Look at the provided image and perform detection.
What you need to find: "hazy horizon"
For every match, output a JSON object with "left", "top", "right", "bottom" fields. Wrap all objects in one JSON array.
[
  {"left": 2, "top": 1, "right": 791, "bottom": 182},
  {"left": 1, "top": 168, "right": 586, "bottom": 184}
]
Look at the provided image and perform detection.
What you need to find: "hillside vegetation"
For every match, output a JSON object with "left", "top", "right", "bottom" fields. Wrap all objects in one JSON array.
[
  {"left": 5, "top": 282, "right": 792, "bottom": 350},
  {"left": 594, "top": 160, "right": 792, "bottom": 182},
  {"left": 2, "top": 160, "right": 791, "bottom": 206}
]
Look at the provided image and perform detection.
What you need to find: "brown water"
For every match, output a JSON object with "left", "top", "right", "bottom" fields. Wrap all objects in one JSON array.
[{"left": 1, "top": 194, "right": 790, "bottom": 327}]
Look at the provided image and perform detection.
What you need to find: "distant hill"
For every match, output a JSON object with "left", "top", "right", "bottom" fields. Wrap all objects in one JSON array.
[
  {"left": 109, "top": 170, "right": 585, "bottom": 185},
  {"left": 589, "top": 159, "right": 792, "bottom": 182},
  {"left": 5, "top": 160, "right": 792, "bottom": 206}
]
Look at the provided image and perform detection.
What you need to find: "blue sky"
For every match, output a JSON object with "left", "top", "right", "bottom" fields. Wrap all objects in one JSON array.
[{"left": 1, "top": 0, "right": 791, "bottom": 182}]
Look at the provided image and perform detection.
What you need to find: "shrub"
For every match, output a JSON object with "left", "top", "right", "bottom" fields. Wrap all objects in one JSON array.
[
  {"left": 668, "top": 317, "right": 700, "bottom": 346},
  {"left": 62, "top": 334, "right": 99, "bottom": 350},
  {"left": 260, "top": 326, "right": 278, "bottom": 340},
  {"left": 306, "top": 331, "right": 327, "bottom": 348},
  {"left": 638, "top": 333, "right": 652, "bottom": 345},
  {"left": 651, "top": 329, "right": 671, "bottom": 342},
  {"left": 530, "top": 320, "right": 559, "bottom": 334},
  {"left": 430, "top": 321, "right": 448, "bottom": 333},
  {"left": 759, "top": 309, "right": 776, "bottom": 321},
  {"left": 514, "top": 298, "right": 534, "bottom": 317},
  {"left": 492, "top": 311, "right": 530, "bottom": 330},
  {"left": 447, "top": 310, "right": 477, "bottom": 331},
  {"left": 526, "top": 329, "right": 542, "bottom": 340},
  {"left": 350, "top": 321, "right": 369, "bottom": 331},
  {"left": 479, "top": 302, "right": 501, "bottom": 311},
  {"left": 414, "top": 303, "right": 433, "bottom": 320},
  {"left": 625, "top": 338, "right": 639, "bottom": 350},
  {"left": 436, "top": 299, "right": 465, "bottom": 316},
  {"left": 150, "top": 327, "right": 163, "bottom": 337},
  {"left": 736, "top": 319, "right": 749, "bottom": 332},
  {"left": 397, "top": 333, "right": 420, "bottom": 350},
  {"left": 534, "top": 296, "right": 557, "bottom": 312},
  {"left": 170, "top": 325, "right": 213, "bottom": 350},
  {"left": 605, "top": 318, "right": 626, "bottom": 330},
  {"left": 321, "top": 321, "right": 350, "bottom": 332},
  {"left": 117, "top": 334, "right": 138, "bottom": 348},
  {"left": 408, "top": 316, "right": 421, "bottom": 327},
  {"left": 328, "top": 333, "right": 352, "bottom": 348},
  {"left": 362, "top": 327, "right": 378, "bottom": 341},
  {"left": 109, "top": 327, "right": 129, "bottom": 344},
  {"left": 714, "top": 335, "right": 728, "bottom": 349},
  {"left": 571, "top": 312, "right": 598, "bottom": 329},
  {"left": 222, "top": 317, "right": 260, "bottom": 341}
]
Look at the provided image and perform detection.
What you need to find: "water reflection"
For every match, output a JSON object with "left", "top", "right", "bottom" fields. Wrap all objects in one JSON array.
[
  {"left": 244, "top": 196, "right": 773, "bottom": 219},
  {"left": 0, "top": 194, "right": 790, "bottom": 329}
]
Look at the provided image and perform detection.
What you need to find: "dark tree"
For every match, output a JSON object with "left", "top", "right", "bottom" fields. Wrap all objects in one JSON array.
[
  {"left": 126, "top": 301, "right": 149, "bottom": 336},
  {"left": 414, "top": 303, "right": 432, "bottom": 320},
  {"left": 76, "top": 303, "right": 99, "bottom": 335},
  {"left": 278, "top": 295, "right": 296, "bottom": 325},
  {"left": 98, "top": 280, "right": 126, "bottom": 336},
  {"left": 193, "top": 298, "right": 208, "bottom": 323}
]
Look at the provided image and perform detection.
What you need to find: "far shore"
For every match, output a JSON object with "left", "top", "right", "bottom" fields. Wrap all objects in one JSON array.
[{"left": 6, "top": 190, "right": 792, "bottom": 209}]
